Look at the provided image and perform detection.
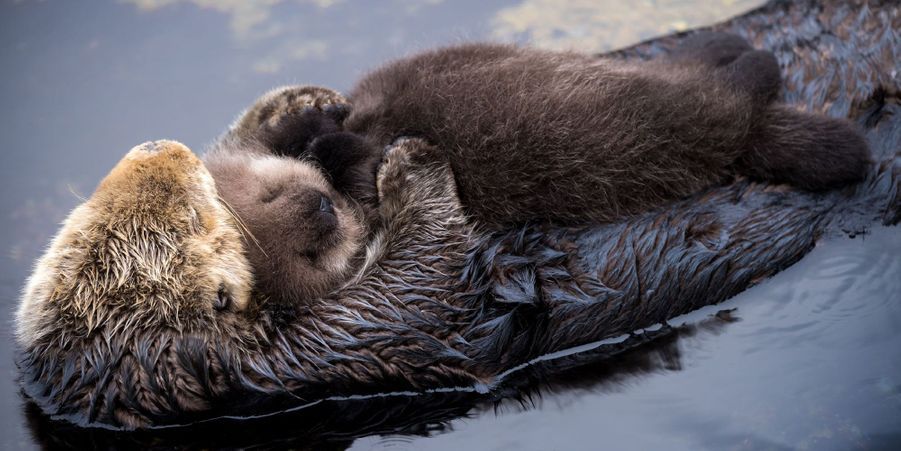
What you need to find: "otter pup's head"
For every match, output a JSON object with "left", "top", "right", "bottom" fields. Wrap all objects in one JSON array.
[
  {"left": 16, "top": 140, "right": 253, "bottom": 349},
  {"left": 203, "top": 149, "right": 369, "bottom": 305}
]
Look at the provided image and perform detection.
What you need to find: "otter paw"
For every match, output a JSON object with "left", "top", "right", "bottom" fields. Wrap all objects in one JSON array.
[
  {"left": 377, "top": 138, "right": 422, "bottom": 202},
  {"left": 251, "top": 86, "right": 354, "bottom": 158},
  {"left": 377, "top": 138, "right": 454, "bottom": 217},
  {"left": 252, "top": 85, "right": 350, "bottom": 129},
  {"left": 230, "top": 85, "right": 352, "bottom": 156}
]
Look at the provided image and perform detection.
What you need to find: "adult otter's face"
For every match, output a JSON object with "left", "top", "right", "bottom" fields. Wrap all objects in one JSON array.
[
  {"left": 203, "top": 151, "right": 367, "bottom": 305},
  {"left": 16, "top": 140, "right": 253, "bottom": 348}
]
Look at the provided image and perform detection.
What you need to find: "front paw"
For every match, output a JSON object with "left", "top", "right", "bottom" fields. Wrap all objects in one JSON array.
[
  {"left": 229, "top": 85, "right": 352, "bottom": 156},
  {"left": 377, "top": 138, "right": 417, "bottom": 210},
  {"left": 252, "top": 85, "right": 350, "bottom": 129},
  {"left": 377, "top": 138, "right": 433, "bottom": 198},
  {"left": 377, "top": 138, "right": 455, "bottom": 218}
]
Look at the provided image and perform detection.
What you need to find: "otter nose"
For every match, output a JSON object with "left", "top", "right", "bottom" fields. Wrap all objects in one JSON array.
[
  {"left": 138, "top": 141, "right": 166, "bottom": 154},
  {"left": 319, "top": 195, "right": 335, "bottom": 215},
  {"left": 127, "top": 140, "right": 195, "bottom": 161},
  {"left": 136, "top": 140, "right": 188, "bottom": 154}
]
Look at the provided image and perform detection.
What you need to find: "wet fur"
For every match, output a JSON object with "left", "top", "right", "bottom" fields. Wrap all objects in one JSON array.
[{"left": 15, "top": 0, "right": 899, "bottom": 431}]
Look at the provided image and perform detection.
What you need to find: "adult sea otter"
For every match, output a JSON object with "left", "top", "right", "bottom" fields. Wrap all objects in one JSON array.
[{"left": 14, "top": 0, "right": 899, "bottom": 435}]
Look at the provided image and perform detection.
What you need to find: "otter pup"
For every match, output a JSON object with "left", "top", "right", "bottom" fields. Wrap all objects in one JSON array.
[
  {"left": 204, "top": 87, "right": 379, "bottom": 304},
  {"left": 207, "top": 34, "right": 870, "bottom": 305}
]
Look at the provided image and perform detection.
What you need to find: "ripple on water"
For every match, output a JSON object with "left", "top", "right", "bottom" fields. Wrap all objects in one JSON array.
[{"left": 352, "top": 435, "right": 418, "bottom": 450}]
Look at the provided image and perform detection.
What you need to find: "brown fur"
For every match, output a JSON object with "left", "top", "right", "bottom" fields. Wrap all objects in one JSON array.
[
  {"left": 209, "top": 36, "right": 870, "bottom": 305},
  {"left": 205, "top": 89, "right": 377, "bottom": 304},
  {"left": 16, "top": 140, "right": 253, "bottom": 351},
  {"left": 203, "top": 149, "right": 368, "bottom": 304},
  {"left": 15, "top": 2, "right": 896, "bottom": 430},
  {"left": 344, "top": 41, "right": 870, "bottom": 226}
]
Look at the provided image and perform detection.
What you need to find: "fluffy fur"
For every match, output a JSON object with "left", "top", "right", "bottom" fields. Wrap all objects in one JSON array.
[
  {"left": 343, "top": 39, "right": 869, "bottom": 226},
  {"left": 203, "top": 148, "right": 368, "bottom": 305},
  {"left": 205, "top": 87, "right": 380, "bottom": 304},
  {"left": 209, "top": 34, "right": 870, "bottom": 305}
]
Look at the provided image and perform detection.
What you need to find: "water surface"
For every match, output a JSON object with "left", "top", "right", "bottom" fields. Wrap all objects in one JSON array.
[{"left": 3, "top": 1, "right": 899, "bottom": 449}]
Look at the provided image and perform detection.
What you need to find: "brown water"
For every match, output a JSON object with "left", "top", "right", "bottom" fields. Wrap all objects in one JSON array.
[{"left": 2, "top": 1, "right": 900, "bottom": 449}]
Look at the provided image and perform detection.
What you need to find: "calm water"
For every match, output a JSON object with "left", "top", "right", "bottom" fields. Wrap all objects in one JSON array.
[{"left": 2, "top": 1, "right": 899, "bottom": 449}]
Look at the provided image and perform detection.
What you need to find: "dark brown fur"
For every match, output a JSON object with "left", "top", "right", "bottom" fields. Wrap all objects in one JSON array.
[
  {"left": 344, "top": 40, "right": 869, "bottom": 226},
  {"left": 209, "top": 34, "right": 870, "bottom": 305},
  {"left": 203, "top": 147, "right": 369, "bottom": 304}
]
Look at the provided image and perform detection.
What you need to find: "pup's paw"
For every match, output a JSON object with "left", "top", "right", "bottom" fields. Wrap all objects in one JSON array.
[
  {"left": 229, "top": 85, "right": 351, "bottom": 156},
  {"left": 252, "top": 85, "right": 350, "bottom": 129},
  {"left": 250, "top": 86, "right": 354, "bottom": 157},
  {"left": 377, "top": 138, "right": 454, "bottom": 218}
]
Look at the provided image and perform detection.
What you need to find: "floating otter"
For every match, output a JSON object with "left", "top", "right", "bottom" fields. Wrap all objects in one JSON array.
[
  {"left": 15, "top": 0, "right": 900, "bottom": 432},
  {"left": 208, "top": 33, "right": 870, "bottom": 306}
]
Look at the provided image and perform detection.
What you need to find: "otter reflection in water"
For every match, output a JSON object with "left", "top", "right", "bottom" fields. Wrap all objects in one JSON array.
[{"left": 14, "top": 0, "right": 900, "bottom": 432}]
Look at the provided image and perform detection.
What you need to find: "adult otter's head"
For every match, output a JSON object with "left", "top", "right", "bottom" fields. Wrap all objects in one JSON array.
[
  {"left": 203, "top": 149, "right": 368, "bottom": 305},
  {"left": 16, "top": 141, "right": 253, "bottom": 348},
  {"left": 15, "top": 141, "right": 259, "bottom": 427}
]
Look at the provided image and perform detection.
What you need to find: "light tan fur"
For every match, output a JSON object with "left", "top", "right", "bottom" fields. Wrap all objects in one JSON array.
[{"left": 16, "top": 140, "right": 253, "bottom": 348}]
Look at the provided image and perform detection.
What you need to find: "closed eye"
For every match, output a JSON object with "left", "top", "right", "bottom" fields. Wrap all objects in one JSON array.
[
  {"left": 214, "top": 284, "right": 233, "bottom": 311},
  {"left": 261, "top": 184, "right": 285, "bottom": 203}
]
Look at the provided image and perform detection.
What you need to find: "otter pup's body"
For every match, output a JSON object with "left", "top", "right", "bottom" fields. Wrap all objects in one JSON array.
[
  {"left": 342, "top": 40, "right": 867, "bottom": 225},
  {"left": 208, "top": 35, "right": 870, "bottom": 304}
]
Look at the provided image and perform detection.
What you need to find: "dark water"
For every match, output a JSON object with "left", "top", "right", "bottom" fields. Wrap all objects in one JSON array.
[{"left": 2, "top": 1, "right": 899, "bottom": 449}]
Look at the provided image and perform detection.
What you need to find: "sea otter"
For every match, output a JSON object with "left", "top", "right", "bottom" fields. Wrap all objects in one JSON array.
[
  {"left": 15, "top": 0, "right": 898, "bottom": 431},
  {"left": 15, "top": 137, "right": 491, "bottom": 428},
  {"left": 207, "top": 33, "right": 870, "bottom": 306},
  {"left": 16, "top": 135, "right": 896, "bottom": 430}
]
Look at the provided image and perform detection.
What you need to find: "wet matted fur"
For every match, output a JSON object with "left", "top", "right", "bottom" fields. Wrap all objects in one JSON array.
[{"left": 15, "top": 0, "right": 901, "bottom": 431}]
